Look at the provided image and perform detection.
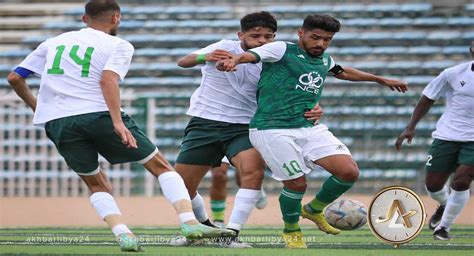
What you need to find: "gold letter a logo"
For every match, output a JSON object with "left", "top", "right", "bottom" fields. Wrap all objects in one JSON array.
[{"left": 375, "top": 200, "right": 417, "bottom": 228}]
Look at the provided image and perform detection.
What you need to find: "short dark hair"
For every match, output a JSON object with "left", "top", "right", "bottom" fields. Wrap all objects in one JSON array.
[
  {"left": 302, "top": 14, "right": 341, "bottom": 32},
  {"left": 240, "top": 11, "right": 277, "bottom": 32},
  {"left": 85, "top": 0, "right": 120, "bottom": 18}
]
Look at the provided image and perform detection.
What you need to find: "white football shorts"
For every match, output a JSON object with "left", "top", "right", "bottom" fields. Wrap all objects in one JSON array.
[{"left": 249, "top": 124, "right": 351, "bottom": 181}]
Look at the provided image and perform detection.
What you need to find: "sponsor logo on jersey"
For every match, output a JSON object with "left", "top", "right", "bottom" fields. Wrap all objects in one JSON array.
[
  {"left": 297, "top": 54, "right": 305, "bottom": 59},
  {"left": 295, "top": 71, "right": 323, "bottom": 94}
]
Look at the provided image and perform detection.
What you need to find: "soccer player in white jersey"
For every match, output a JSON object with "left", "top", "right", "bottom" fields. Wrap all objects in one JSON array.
[
  {"left": 396, "top": 43, "right": 474, "bottom": 241},
  {"left": 218, "top": 14, "right": 408, "bottom": 248},
  {"left": 6, "top": 0, "right": 232, "bottom": 252},
  {"left": 174, "top": 12, "right": 322, "bottom": 247}
]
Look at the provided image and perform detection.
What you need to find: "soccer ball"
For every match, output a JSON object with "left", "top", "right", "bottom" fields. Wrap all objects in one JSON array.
[{"left": 324, "top": 199, "right": 367, "bottom": 230}]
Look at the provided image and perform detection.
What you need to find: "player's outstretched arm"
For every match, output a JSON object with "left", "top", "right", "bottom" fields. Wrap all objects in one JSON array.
[
  {"left": 395, "top": 95, "right": 435, "bottom": 151},
  {"left": 7, "top": 72, "right": 37, "bottom": 112},
  {"left": 335, "top": 66, "right": 408, "bottom": 93},
  {"left": 100, "top": 70, "right": 137, "bottom": 149},
  {"left": 216, "top": 52, "right": 258, "bottom": 72},
  {"left": 177, "top": 49, "right": 233, "bottom": 68}
]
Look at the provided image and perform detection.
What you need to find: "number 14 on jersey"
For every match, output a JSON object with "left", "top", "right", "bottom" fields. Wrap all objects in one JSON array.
[{"left": 47, "top": 45, "right": 94, "bottom": 77}]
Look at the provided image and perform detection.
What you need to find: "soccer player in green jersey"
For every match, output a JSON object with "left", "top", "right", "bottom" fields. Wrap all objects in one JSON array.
[{"left": 218, "top": 14, "right": 408, "bottom": 248}]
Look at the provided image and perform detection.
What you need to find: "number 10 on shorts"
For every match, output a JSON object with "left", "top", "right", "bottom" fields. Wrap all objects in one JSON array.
[{"left": 282, "top": 160, "right": 303, "bottom": 176}]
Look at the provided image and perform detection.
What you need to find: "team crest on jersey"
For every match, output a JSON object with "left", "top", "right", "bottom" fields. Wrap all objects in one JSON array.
[
  {"left": 295, "top": 71, "right": 323, "bottom": 94},
  {"left": 323, "top": 57, "right": 328, "bottom": 66},
  {"left": 460, "top": 80, "right": 466, "bottom": 87}
]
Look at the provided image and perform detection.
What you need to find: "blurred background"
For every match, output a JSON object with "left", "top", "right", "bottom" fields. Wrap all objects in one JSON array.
[{"left": 0, "top": 0, "right": 473, "bottom": 202}]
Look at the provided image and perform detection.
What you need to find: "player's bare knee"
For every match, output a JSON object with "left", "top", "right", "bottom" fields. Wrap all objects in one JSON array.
[
  {"left": 144, "top": 154, "right": 175, "bottom": 177},
  {"left": 451, "top": 175, "right": 472, "bottom": 191},
  {"left": 283, "top": 177, "right": 307, "bottom": 192},
  {"left": 240, "top": 170, "right": 264, "bottom": 189},
  {"left": 425, "top": 182, "right": 445, "bottom": 192},
  {"left": 211, "top": 171, "right": 228, "bottom": 185},
  {"left": 337, "top": 163, "right": 359, "bottom": 182}
]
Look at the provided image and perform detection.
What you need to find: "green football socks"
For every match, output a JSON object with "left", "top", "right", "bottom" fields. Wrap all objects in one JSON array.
[
  {"left": 211, "top": 200, "right": 226, "bottom": 222},
  {"left": 279, "top": 187, "right": 305, "bottom": 233},
  {"left": 307, "top": 175, "right": 354, "bottom": 213}
]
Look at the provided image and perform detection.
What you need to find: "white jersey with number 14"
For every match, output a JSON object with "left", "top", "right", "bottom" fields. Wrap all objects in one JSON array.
[{"left": 18, "top": 27, "right": 134, "bottom": 126}]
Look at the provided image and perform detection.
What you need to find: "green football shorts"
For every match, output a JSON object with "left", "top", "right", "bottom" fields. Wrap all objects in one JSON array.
[
  {"left": 425, "top": 139, "right": 474, "bottom": 173},
  {"left": 175, "top": 117, "right": 253, "bottom": 167},
  {"left": 45, "top": 111, "right": 157, "bottom": 175}
]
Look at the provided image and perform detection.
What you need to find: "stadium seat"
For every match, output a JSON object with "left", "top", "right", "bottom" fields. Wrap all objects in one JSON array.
[
  {"left": 333, "top": 46, "right": 373, "bottom": 56},
  {"left": 393, "top": 31, "right": 427, "bottom": 45},
  {"left": 422, "top": 60, "right": 457, "bottom": 71},
  {"left": 442, "top": 46, "right": 469, "bottom": 54},
  {"left": 332, "top": 4, "right": 366, "bottom": 17},
  {"left": 378, "top": 17, "right": 412, "bottom": 27},
  {"left": 407, "top": 46, "right": 441, "bottom": 55},
  {"left": 400, "top": 3, "right": 432, "bottom": 14},
  {"left": 465, "top": 3, "right": 474, "bottom": 13},
  {"left": 413, "top": 17, "right": 446, "bottom": 26},
  {"left": 343, "top": 18, "right": 379, "bottom": 27},
  {"left": 447, "top": 17, "right": 474, "bottom": 26},
  {"left": 371, "top": 46, "right": 405, "bottom": 55},
  {"left": 366, "top": 3, "right": 401, "bottom": 17},
  {"left": 463, "top": 31, "right": 474, "bottom": 40},
  {"left": 123, "top": 77, "right": 200, "bottom": 88}
]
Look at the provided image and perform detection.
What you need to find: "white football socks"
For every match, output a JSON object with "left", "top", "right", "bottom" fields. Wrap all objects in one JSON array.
[
  {"left": 90, "top": 192, "right": 121, "bottom": 219},
  {"left": 112, "top": 224, "right": 132, "bottom": 237},
  {"left": 191, "top": 192, "right": 209, "bottom": 223},
  {"left": 426, "top": 185, "right": 449, "bottom": 206},
  {"left": 158, "top": 171, "right": 197, "bottom": 224},
  {"left": 158, "top": 172, "right": 191, "bottom": 203},
  {"left": 436, "top": 189, "right": 470, "bottom": 231},
  {"left": 90, "top": 192, "right": 132, "bottom": 236},
  {"left": 227, "top": 189, "right": 261, "bottom": 231}
]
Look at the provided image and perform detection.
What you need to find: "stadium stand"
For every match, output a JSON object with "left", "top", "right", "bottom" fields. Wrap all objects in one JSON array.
[{"left": 0, "top": 1, "right": 473, "bottom": 196}]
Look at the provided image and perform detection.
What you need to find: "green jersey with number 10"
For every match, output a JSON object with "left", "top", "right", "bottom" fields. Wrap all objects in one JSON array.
[{"left": 248, "top": 41, "right": 335, "bottom": 130}]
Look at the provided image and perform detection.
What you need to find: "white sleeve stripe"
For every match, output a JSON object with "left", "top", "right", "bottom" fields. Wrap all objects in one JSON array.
[{"left": 329, "top": 56, "right": 336, "bottom": 70}]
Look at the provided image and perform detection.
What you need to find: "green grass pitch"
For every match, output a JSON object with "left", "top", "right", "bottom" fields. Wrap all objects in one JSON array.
[{"left": 0, "top": 226, "right": 472, "bottom": 255}]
